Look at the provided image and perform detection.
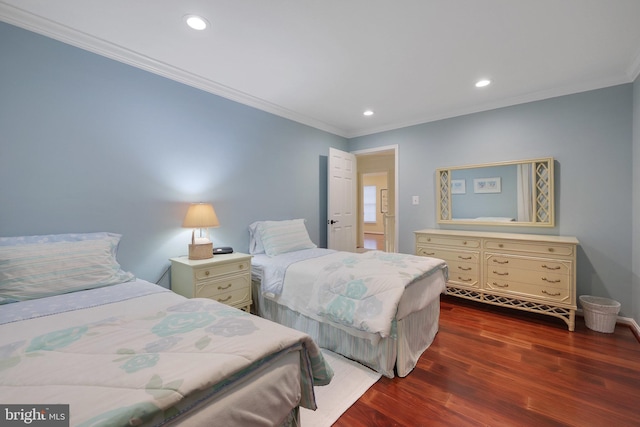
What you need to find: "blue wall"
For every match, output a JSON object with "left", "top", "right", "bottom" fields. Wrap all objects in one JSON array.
[
  {"left": 1, "top": 21, "right": 638, "bottom": 322},
  {"left": 350, "top": 85, "right": 634, "bottom": 317},
  {"left": 0, "top": 22, "right": 347, "bottom": 285}
]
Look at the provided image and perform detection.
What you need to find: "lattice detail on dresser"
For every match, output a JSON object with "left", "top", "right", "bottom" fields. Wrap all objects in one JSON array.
[
  {"left": 482, "top": 293, "right": 574, "bottom": 329},
  {"left": 446, "top": 286, "right": 482, "bottom": 301}
]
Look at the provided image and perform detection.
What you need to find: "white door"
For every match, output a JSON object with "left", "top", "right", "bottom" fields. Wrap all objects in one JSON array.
[{"left": 328, "top": 147, "right": 357, "bottom": 251}]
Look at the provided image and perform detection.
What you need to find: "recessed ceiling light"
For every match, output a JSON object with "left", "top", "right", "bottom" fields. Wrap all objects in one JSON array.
[
  {"left": 475, "top": 79, "right": 491, "bottom": 88},
  {"left": 184, "top": 15, "right": 209, "bottom": 31},
  {"left": 363, "top": 110, "right": 374, "bottom": 116}
]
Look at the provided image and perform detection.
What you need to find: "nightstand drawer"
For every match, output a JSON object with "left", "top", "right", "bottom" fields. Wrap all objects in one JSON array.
[
  {"left": 201, "top": 286, "right": 251, "bottom": 306},
  {"left": 196, "top": 275, "right": 250, "bottom": 298},
  {"left": 194, "top": 260, "right": 250, "bottom": 281}
]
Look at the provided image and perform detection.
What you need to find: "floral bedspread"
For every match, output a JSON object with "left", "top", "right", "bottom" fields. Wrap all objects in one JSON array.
[
  {"left": 0, "top": 283, "right": 332, "bottom": 426},
  {"left": 302, "top": 251, "right": 448, "bottom": 337}
]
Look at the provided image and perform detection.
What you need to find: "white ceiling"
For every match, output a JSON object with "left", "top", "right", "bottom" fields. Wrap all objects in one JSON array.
[{"left": 2, "top": 1, "right": 640, "bottom": 138}]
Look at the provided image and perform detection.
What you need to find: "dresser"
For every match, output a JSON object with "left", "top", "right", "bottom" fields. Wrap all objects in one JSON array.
[
  {"left": 170, "top": 253, "right": 252, "bottom": 312},
  {"left": 415, "top": 229, "right": 578, "bottom": 331}
]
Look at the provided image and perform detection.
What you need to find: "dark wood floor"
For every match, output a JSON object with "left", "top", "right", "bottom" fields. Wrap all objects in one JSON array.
[{"left": 335, "top": 295, "right": 640, "bottom": 427}]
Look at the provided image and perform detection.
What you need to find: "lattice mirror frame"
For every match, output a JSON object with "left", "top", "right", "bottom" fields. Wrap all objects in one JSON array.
[{"left": 436, "top": 158, "right": 555, "bottom": 227}]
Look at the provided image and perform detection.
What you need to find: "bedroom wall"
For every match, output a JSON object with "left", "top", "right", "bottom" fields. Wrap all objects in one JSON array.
[
  {"left": 633, "top": 74, "right": 640, "bottom": 325},
  {"left": 0, "top": 22, "right": 347, "bottom": 285},
  {"left": 349, "top": 85, "right": 635, "bottom": 318}
]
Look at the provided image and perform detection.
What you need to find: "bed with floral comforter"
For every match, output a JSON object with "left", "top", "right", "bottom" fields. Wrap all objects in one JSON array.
[{"left": 0, "top": 280, "right": 332, "bottom": 426}]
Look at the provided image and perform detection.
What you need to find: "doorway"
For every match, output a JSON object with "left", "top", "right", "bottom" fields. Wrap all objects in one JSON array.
[{"left": 353, "top": 146, "right": 397, "bottom": 252}]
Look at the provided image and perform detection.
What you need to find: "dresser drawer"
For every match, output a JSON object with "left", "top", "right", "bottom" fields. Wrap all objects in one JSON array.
[
  {"left": 196, "top": 275, "right": 250, "bottom": 299},
  {"left": 484, "top": 240, "right": 574, "bottom": 257},
  {"left": 484, "top": 279, "right": 572, "bottom": 304},
  {"left": 448, "top": 268, "right": 480, "bottom": 288},
  {"left": 486, "top": 254, "right": 571, "bottom": 275},
  {"left": 194, "top": 260, "right": 250, "bottom": 281},
  {"left": 415, "top": 234, "right": 481, "bottom": 249},
  {"left": 486, "top": 267, "right": 569, "bottom": 290},
  {"left": 417, "top": 247, "right": 479, "bottom": 264}
]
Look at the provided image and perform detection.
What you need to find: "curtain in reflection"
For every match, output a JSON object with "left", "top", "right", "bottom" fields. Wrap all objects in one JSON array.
[{"left": 517, "top": 164, "right": 532, "bottom": 222}]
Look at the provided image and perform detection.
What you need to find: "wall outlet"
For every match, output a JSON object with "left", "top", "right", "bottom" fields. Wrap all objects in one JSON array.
[{"left": 412, "top": 196, "right": 419, "bottom": 205}]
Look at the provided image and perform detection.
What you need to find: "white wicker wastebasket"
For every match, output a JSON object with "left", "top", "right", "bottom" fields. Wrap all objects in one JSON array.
[{"left": 579, "top": 295, "right": 620, "bottom": 333}]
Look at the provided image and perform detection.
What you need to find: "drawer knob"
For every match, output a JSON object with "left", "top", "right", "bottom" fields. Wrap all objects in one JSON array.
[
  {"left": 542, "top": 290, "right": 561, "bottom": 296},
  {"left": 204, "top": 270, "right": 210, "bottom": 276},
  {"left": 462, "top": 241, "right": 467, "bottom": 245},
  {"left": 239, "top": 264, "right": 245, "bottom": 269},
  {"left": 548, "top": 247, "right": 554, "bottom": 252},
  {"left": 427, "top": 238, "right": 431, "bottom": 242}
]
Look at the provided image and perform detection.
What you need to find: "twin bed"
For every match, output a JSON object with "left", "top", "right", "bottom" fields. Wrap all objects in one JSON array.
[
  {"left": 249, "top": 219, "right": 448, "bottom": 378},
  {"left": 0, "top": 232, "right": 332, "bottom": 426}
]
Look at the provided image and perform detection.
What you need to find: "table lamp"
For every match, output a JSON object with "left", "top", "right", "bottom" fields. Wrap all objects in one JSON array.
[{"left": 182, "top": 202, "right": 220, "bottom": 259}]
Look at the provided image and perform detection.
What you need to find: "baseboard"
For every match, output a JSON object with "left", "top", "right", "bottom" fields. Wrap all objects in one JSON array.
[{"left": 576, "top": 308, "right": 640, "bottom": 342}]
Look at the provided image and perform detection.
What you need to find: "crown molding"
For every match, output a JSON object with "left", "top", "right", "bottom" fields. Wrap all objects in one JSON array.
[
  {"left": 0, "top": 4, "right": 348, "bottom": 138},
  {"left": 345, "top": 73, "right": 633, "bottom": 138}
]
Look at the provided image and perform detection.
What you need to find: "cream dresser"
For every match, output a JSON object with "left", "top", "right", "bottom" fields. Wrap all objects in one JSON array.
[
  {"left": 415, "top": 229, "right": 578, "bottom": 331},
  {"left": 170, "top": 253, "right": 252, "bottom": 312}
]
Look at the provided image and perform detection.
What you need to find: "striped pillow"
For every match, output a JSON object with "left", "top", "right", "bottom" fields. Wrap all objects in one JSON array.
[
  {"left": 0, "top": 234, "right": 135, "bottom": 303},
  {"left": 258, "top": 219, "right": 316, "bottom": 257}
]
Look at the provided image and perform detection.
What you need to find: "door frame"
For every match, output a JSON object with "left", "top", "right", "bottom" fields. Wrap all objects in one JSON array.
[{"left": 351, "top": 144, "right": 399, "bottom": 252}]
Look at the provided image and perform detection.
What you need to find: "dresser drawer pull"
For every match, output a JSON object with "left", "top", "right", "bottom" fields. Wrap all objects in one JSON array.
[
  {"left": 493, "top": 271, "right": 509, "bottom": 276},
  {"left": 458, "top": 255, "right": 472, "bottom": 260},
  {"left": 423, "top": 251, "right": 435, "bottom": 256},
  {"left": 217, "top": 295, "right": 232, "bottom": 302},
  {"left": 498, "top": 243, "right": 504, "bottom": 248},
  {"left": 218, "top": 283, "right": 232, "bottom": 290},
  {"left": 204, "top": 270, "right": 210, "bottom": 276},
  {"left": 542, "top": 264, "right": 561, "bottom": 270},
  {"left": 548, "top": 248, "right": 555, "bottom": 252},
  {"left": 492, "top": 282, "right": 509, "bottom": 288},
  {"left": 462, "top": 241, "right": 467, "bottom": 245},
  {"left": 458, "top": 266, "right": 471, "bottom": 271},
  {"left": 492, "top": 259, "right": 509, "bottom": 264},
  {"left": 457, "top": 277, "right": 472, "bottom": 282},
  {"left": 239, "top": 264, "right": 245, "bottom": 270},
  {"left": 542, "top": 290, "right": 561, "bottom": 296},
  {"left": 542, "top": 277, "right": 561, "bottom": 283}
]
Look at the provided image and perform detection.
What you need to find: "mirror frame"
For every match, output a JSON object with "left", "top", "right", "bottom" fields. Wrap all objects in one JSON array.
[{"left": 436, "top": 157, "right": 555, "bottom": 227}]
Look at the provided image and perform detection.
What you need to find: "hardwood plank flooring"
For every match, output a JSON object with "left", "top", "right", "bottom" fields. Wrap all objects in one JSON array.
[{"left": 334, "top": 296, "right": 640, "bottom": 427}]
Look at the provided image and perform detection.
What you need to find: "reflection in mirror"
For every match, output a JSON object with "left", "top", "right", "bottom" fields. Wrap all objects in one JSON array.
[{"left": 436, "top": 158, "right": 554, "bottom": 227}]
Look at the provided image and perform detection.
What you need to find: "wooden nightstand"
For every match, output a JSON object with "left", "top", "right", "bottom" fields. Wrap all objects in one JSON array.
[{"left": 170, "top": 253, "right": 252, "bottom": 312}]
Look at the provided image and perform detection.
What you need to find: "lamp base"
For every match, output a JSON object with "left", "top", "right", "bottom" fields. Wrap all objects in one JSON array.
[{"left": 188, "top": 242, "right": 213, "bottom": 260}]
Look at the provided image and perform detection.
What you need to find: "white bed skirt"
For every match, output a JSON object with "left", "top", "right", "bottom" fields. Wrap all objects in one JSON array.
[{"left": 253, "top": 280, "right": 440, "bottom": 378}]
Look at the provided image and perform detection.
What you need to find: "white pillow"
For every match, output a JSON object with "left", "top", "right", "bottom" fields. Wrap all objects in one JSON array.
[
  {"left": 256, "top": 219, "right": 316, "bottom": 257},
  {"left": 0, "top": 233, "right": 135, "bottom": 303},
  {"left": 248, "top": 221, "right": 265, "bottom": 255}
]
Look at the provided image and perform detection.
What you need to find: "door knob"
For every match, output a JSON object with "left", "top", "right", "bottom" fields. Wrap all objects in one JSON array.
[{"left": 328, "top": 219, "right": 339, "bottom": 224}]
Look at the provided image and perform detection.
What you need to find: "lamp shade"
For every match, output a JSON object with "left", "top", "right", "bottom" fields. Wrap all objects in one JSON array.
[{"left": 182, "top": 203, "right": 220, "bottom": 228}]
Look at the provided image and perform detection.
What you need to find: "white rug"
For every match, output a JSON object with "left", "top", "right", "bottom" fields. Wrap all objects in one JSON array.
[{"left": 301, "top": 349, "right": 382, "bottom": 427}]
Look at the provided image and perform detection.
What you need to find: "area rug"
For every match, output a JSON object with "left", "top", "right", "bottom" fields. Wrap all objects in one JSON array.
[{"left": 301, "top": 349, "right": 382, "bottom": 427}]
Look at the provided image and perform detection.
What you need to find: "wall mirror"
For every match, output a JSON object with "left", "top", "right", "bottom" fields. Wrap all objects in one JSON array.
[{"left": 436, "top": 157, "right": 554, "bottom": 227}]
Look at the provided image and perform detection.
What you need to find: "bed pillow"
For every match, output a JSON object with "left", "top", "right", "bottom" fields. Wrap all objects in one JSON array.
[
  {"left": 257, "top": 219, "right": 316, "bottom": 257},
  {"left": 0, "top": 233, "right": 135, "bottom": 303},
  {"left": 248, "top": 222, "right": 265, "bottom": 255}
]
